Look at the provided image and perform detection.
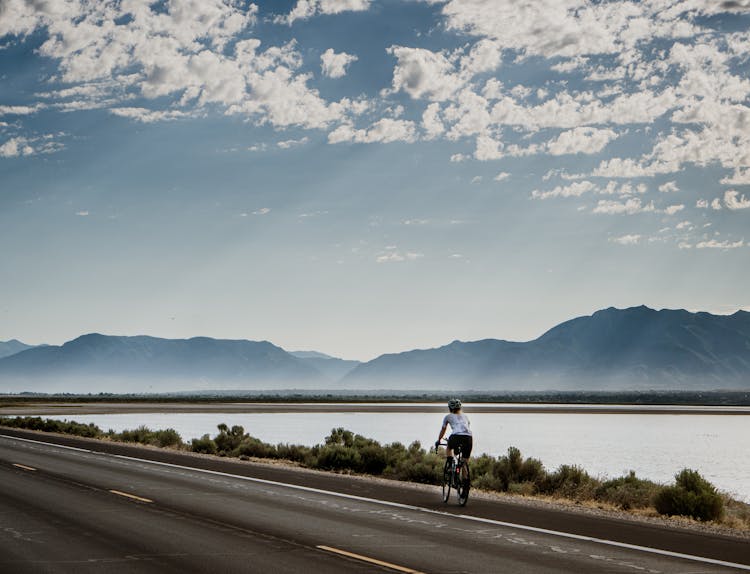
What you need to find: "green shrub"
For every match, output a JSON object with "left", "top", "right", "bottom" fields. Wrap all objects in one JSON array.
[
  {"left": 191, "top": 434, "right": 218, "bottom": 455},
  {"left": 654, "top": 469, "right": 724, "bottom": 521},
  {"left": 0, "top": 416, "right": 103, "bottom": 438},
  {"left": 542, "top": 464, "right": 595, "bottom": 499},
  {"left": 276, "top": 443, "right": 315, "bottom": 465},
  {"left": 150, "top": 428, "right": 182, "bottom": 448},
  {"left": 237, "top": 436, "right": 278, "bottom": 459},
  {"left": 214, "top": 424, "right": 246, "bottom": 454},
  {"left": 595, "top": 470, "right": 659, "bottom": 510}
]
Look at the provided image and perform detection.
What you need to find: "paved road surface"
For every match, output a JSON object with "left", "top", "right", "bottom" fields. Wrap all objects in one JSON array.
[{"left": 1, "top": 429, "right": 748, "bottom": 573}]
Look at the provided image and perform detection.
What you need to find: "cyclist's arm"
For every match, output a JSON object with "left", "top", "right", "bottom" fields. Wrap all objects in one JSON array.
[{"left": 437, "top": 423, "right": 448, "bottom": 444}]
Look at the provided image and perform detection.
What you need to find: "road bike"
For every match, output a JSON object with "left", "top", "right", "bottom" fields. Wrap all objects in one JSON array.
[{"left": 435, "top": 440, "right": 470, "bottom": 506}]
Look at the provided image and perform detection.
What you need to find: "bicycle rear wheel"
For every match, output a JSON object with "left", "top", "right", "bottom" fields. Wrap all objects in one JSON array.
[
  {"left": 457, "top": 461, "right": 470, "bottom": 506},
  {"left": 442, "top": 461, "right": 452, "bottom": 503}
]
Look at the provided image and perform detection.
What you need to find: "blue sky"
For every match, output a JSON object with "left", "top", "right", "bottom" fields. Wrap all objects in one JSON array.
[{"left": 1, "top": 0, "right": 749, "bottom": 360}]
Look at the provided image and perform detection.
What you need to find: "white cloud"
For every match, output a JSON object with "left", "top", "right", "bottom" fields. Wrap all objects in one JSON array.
[
  {"left": 0, "top": 135, "right": 63, "bottom": 158},
  {"left": 493, "top": 171, "right": 510, "bottom": 181},
  {"left": 277, "top": 137, "right": 309, "bottom": 149},
  {"left": 474, "top": 134, "right": 503, "bottom": 160},
  {"left": 328, "top": 119, "right": 417, "bottom": 144},
  {"left": 276, "top": 0, "right": 371, "bottom": 25},
  {"left": 320, "top": 49, "right": 358, "bottom": 79},
  {"left": 721, "top": 168, "right": 750, "bottom": 185},
  {"left": 658, "top": 181, "right": 679, "bottom": 193},
  {"left": 545, "top": 127, "right": 619, "bottom": 156},
  {"left": 593, "top": 198, "right": 656, "bottom": 215},
  {"left": 610, "top": 234, "right": 641, "bottom": 245},
  {"left": 664, "top": 204, "right": 685, "bottom": 215},
  {"left": 421, "top": 103, "right": 444, "bottom": 140},
  {"left": 471, "top": 176, "right": 482, "bottom": 184},
  {"left": 0, "top": 104, "right": 43, "bottom": 115},
  {"left": 109, "top": 107, "right": 193, "bottom": 123},
  {"left": 76, "top": 211, "right": 89, "bottom": 216},
  {"left": 724, "top": 190, "right": 750, "bottom": 210},
  {"left": 7, "top": 2, "right": 364, "bottom": 132},
  {"left": 696, "top": 239, "right": 745, "bottom": 249},
  {"left": 696, "top": 199, "right": 709, "bottom": 209},
  {"left": 386, "top": 46, "right": 463, "bottom": 101},
  {"left": 376, "top": 250, "right": 424, "bottom": 263},
  {"left": 532, "top": 181, "right": 596, "bottom": 200},
  {"left": 252, "top": 208, "right": 271, "bottom": 215},
  {"left": 711, "top": 198, "right": 723, "bottom": 210}
]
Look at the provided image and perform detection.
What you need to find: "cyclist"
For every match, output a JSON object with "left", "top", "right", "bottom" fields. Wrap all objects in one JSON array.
[{"left": 435, "top": 398, "right": 473, "bottom": 465}]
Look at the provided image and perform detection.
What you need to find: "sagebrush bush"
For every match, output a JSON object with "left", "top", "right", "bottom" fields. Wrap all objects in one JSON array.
[
  {"left": 191, "top": 434, "right": 218, "bottom": 455},
  {"left": 111, "top": 425, "right": 183, "bottom": 448},
  {"left": 654, "top": 468, "right": 724, "bottom": 521},
  {"left": 541, "top": 465, "right": 595, "bottom": 500},
  {"left": 0, "top": 416, "right": 103, "bottom": 438},
  {"left": 595, "top": 470, "right": 659, "bottom": 510}
]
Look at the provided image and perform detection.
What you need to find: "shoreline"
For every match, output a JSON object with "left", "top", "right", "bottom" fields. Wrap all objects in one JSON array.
[{"left": 2, "top": 401, "right": 750, "bottom": 416}]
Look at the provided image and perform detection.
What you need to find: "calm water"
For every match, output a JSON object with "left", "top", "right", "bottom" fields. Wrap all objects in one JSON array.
[{"left": 38, "top": 408, "right": 750, "bottom": 501}]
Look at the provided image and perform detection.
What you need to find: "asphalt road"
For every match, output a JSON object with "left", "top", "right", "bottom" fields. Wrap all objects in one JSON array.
[{"left": 1, "top": 429, "right": 748, "bottom": 573}]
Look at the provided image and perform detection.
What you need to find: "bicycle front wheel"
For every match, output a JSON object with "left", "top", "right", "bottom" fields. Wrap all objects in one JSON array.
[
  {"left": 442, "top": 462, "right": 452, "bottom": 503},
  {"left": 457, "top": 462, "right": 470, "bottom": 506}
]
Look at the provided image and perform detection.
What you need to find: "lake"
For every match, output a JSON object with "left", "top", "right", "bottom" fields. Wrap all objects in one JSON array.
[{"left": 35, "top": 405, "right": 750, "bottom": 501}]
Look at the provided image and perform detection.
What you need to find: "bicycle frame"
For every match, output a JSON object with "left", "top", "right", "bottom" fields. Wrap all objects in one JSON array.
[{"left": 436, "top": 440, "right": 470, "bottom": 506}]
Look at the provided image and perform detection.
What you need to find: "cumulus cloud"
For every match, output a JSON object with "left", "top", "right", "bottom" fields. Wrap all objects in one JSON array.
[
  {"left": 610, "top": 234, "right": 641, "bottom": 245},
  {"left": 376, "top": 249, "right": 424, "bottom": 263},
  {"left": 724, "top": 190, "right": 750, "bottom": 210},
  {"left": 545, "top": 127, "right": 619, "bottom": 156},
  {"left": 696, "top": 239, "right": 745, "bottom": 249},
  {"left": 721, "top": 168, "right": 750, "bottom": 185},
  {"left": 3, "top": 2, "right": 364, "bottom": 132},
  {"left": 109, "top": 107, "right": 193, "bottom": 123},
  {"left": 276, "top": 0, "right": 371, "bottom": 25},
  {"left": 0, "top": 104, "right": 43, "bottom": 115},
  {"left": 277, "top": 137, "right": 309, "bottom": 149},
  {"left": 531, "top": 181, "right": 596, "bottom": 200},
  {"left": 664, "top": 204, "right": 685, "bottom": 215},
  {"left": 328, "top": 119, "right": 417, "bottom": 144},
  {"left": 493, "top": 171, "right": 510, "bottom": 181},
  {"left": 320, "top": 49, "right": 358, "bottom": 78},
  {"left": 386, "top": 46, "right": 464, "bottom": 101},
  {"left": 593, "top": 198, "right": 656, "bottom": 215},
  {"left": 658, "top": 181, "right": 679, "bottom": 193},
  {"left": 474, "top": 134, "right": 503, "bottom": 160},
  {"left": 0, "top": 135, "right": 63, "bottom": 158}
]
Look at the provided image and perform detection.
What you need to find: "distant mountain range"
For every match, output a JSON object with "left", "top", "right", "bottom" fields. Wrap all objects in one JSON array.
[
  {"left": 1, "top": 306, "right": 749, "bottom": 393},
  {"left": 342, "top": 306, "right": 750, "bottom": 391},
  {"left": 0, "top": 339, "right": 36, "bottom": 360}
]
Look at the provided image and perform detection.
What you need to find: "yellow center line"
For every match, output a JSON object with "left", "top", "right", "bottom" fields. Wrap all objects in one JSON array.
[
  {"left": 12, "top": 463, "right": 36, "bottom": 471},
  {"left": 109, "top": 489, "right": 153, "bottom": 503},
  {"left": 316, "top": 545, "right": 426, "bottom": 574}
]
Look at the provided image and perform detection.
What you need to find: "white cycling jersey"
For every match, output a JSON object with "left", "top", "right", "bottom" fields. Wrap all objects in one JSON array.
[{"left": 442, "top": 413, "right": 472, "bottom": 436}]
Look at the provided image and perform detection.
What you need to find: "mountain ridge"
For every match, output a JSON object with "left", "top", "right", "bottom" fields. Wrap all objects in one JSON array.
[{"left": 1, "top": 306, "right": 749, "bottom": 393}]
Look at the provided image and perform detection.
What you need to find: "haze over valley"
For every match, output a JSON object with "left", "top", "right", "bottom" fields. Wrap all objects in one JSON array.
[{"left": 2, "top": 306, "right": 748, "bottom": 394}]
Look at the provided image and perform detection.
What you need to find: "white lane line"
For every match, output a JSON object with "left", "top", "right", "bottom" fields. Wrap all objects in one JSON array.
[
  {"left": 12, "top": 463, "right": 37, "bottom": 471},
  {"left": 2, "top": 433, "right": 749, "bottom": 572}
]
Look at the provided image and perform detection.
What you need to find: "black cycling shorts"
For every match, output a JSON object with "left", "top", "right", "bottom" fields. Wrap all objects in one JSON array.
[{"left": 447, "top": 434, "right": 473, "bottom": 458}]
